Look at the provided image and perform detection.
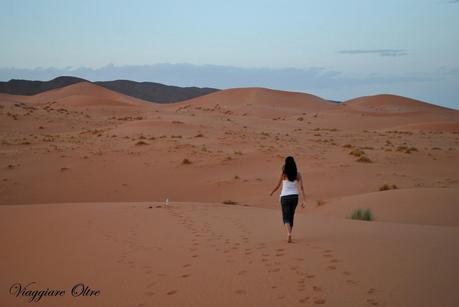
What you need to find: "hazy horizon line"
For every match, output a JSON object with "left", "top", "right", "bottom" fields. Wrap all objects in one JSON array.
[{"left": 0, "top": 63, "right": 458, "bottom": 110}]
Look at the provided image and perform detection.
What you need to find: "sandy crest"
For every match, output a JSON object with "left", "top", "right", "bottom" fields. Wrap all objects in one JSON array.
[
  {"left": 311, "top": 187, "right": 459, "bottom": 227},
  {"left": 24, "top": 82, "right": 157, "bottom": 107}
]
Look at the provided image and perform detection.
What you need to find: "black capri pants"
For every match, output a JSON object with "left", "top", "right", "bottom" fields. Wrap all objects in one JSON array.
[{"left": 280, "top": 194, "right": 299, "bottom": 226}]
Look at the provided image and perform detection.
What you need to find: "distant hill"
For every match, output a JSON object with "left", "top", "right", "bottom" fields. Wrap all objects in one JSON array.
[
  {"left": 0, "top": 76, "right": 86, "bottom": 96},
  {"left": 95, "top": 80, "right": 219, "bottom": 103},
  {"left": 175, "top": 87, "right": 336, "bottom": 114},
  {"left": 0, "top": 76, "right": 220, "bottom": 103},
  {"left": 343, "top": 94, "right": 455, "bottom": 112}
]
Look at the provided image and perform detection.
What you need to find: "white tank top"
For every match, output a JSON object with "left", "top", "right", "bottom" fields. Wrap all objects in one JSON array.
[{"left": 280, "top": 179, "right": 299, "bottom": 197}]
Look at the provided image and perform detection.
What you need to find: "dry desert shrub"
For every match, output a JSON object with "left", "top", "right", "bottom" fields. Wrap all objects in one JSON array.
[
  {"left": 316, "top": 200, "right": 326, "bottom": 207},
  {"left": 356, "top": 156, "right": 372, "bottom": 163},
  {"left": 396, "top": 146, "right": 418, "bottom": 153},
  {"left": 7, "top": 112, "right": 19, "bottom": 120},
  {"left": 379, "top": 184, "right": 398, "bottom": 191},
  {"left": 349, "top": 148, "right": 365, "bottom": 157},
  {"left": 135, "top": 141, "right": 148, "bottom": 146},
  {"left": 117, "top": 116, "right": 143, "bottom": 121},
  {"left": 42, "top": 136, "right": 55, "bottom": 142},
  {"left": 342, "top": 144, "right": 353, "bottom": 149},
  {"left": 181, "top": 158, "right": 192, "bottom": 165},
  {"left": 222, "top": 200, "right": 238, "bottom": 205}
]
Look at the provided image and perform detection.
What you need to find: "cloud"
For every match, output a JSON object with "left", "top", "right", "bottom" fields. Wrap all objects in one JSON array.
[
  {"left": 449, "top": 0, "right": 459, "bottom": 3},
  {"left": 0, "top": 63, "right": 427, "bottom": 89},
  {"left": 338, "top": 49, "right": 407, "bottom": 57}
]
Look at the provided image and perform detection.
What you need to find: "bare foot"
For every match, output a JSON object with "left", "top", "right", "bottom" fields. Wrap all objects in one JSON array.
[{"left": 288, "top": 235, "right": 292, "bottom": 243}]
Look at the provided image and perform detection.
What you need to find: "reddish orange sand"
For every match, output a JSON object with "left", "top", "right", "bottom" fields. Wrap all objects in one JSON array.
[{"left": 1, "top": 83, "right": 459, "bottom": 306}]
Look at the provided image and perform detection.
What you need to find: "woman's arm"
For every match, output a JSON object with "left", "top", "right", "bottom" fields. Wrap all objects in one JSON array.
[
  {"left": 270, "top": 172, "right": 283, "bottom": 196},
  {"left": 297, "top": 172, "right": 306, "bottom": 208}
]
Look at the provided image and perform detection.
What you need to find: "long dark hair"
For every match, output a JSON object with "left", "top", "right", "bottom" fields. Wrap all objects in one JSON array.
[{"left": 283, "top": 156, "right": 297, "bottom": 181}]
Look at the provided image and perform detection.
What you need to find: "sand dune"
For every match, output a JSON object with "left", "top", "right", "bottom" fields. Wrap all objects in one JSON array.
[
  {"left": 24, "top": 82, "right": 156, "bottom": 108},
  {"left": 305, "top": 94, "right": 459, "bottom": 131},
  {"left": 1, "top": 85, "right": 457, "bottom": 206},
  {"left": 0, "top": 93, "right": 31, "bottom": 105},
  {"left": 343, "top": 94, "right": 449, "bottom": 112},
  {"left": 312, "top": 188, "right": 459, "bottom": 227},
  {"left": 385, "top": 121, "right": 459, "bottom": 132},
  {"left": 1, "top": 201, "right": 458, "bottom": 307},
  {"left": 178, "top": 87, "right": 333, "bottom": 108},
  {"left": 1, "top": 85, "right": 459, "bottom": 306},
  {"left": 167, "top": 87, "right": 336, "bottom": 118}
]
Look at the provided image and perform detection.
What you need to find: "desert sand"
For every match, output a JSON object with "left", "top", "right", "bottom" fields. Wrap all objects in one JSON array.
[{"left": 1, "top": 82, "right": 459, "bottom": 306}]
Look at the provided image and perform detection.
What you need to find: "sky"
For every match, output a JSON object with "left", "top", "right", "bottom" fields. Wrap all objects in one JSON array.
[{"left": 0, "top": 0, "right": 458, "bottom": 108}]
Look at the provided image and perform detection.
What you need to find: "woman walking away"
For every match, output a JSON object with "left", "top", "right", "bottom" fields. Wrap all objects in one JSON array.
[{"left": 270, "top": 156, "right": 306, "bottom": 243}]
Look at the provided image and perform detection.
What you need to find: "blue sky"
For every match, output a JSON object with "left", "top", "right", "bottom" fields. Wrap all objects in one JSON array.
[{"left": 1, "top": 0, "right": 458, "bottom": 108}]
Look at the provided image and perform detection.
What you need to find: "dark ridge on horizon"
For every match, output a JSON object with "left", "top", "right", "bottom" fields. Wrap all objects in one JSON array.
[
  {"left": 0, "top": 76, "right": 86, "bottom": 95},
  {"left": 0, "top": 76, "right": 220, "bottom": 103},
  {"left": 94, "top": 80, "right": 219, "bottom": 103}
]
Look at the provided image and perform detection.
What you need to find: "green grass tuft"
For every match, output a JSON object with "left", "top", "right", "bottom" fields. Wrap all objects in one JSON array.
[{"left": 350, "top": 208, "right": 373, "bottom": 221}]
